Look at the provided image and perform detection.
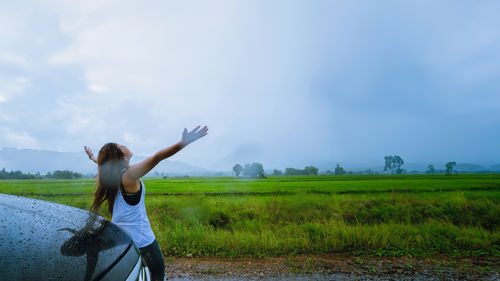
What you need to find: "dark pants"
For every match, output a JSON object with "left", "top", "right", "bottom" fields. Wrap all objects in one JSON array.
[{"left": 140, "top": 239, "right": 165, "bottom": 281}]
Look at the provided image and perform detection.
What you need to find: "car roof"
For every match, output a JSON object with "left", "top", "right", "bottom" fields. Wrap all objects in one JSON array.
[{"left": 0, "top": 194, "right": 134, "bottom": 280}]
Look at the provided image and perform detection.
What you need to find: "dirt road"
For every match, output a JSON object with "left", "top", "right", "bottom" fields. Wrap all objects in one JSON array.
[{"left": 164, "top": 255, "right": 499, "bottom": 280}]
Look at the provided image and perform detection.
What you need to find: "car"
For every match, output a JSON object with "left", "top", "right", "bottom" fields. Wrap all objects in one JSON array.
[{"left": 0, "top": 193, "right": 150, "bottom": 281}]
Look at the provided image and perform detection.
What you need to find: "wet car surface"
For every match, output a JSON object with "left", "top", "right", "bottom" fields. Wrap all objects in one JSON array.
[{"left": 0, "top": 194, "right": 148, "bottom": 281}]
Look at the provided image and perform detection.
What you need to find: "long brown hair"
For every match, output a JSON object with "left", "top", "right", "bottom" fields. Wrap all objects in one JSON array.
[{"left": 90, "top": 143, "right": 128, "bottom": 216}]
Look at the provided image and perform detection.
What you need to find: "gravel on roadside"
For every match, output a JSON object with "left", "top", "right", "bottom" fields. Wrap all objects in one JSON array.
[{"left": 163, "top": 254, "right": 499, "bottom": 281}]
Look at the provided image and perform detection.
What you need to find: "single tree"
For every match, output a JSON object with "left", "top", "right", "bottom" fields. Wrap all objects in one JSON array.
[
  {"left": 233, "top": 164, "right": 243, "bottom": 177},
  {"left": 334, "top": 164, "right": 346, "bottom": 175},
  {"left": 426, "top": 165, "right": 435, "bottom": 174},
  {"left": 384, "top": 156, "right": 394, "bottom": 174},
  {"left": 393, "top": 155, "right": 405, "bottom": 174},
  {"left": 253, "top": 162, "right": 265, "bottom": 178},
  {"left": 384, "top": 155, "right": 405, "bottom": 174},
  {"left": 445, "top": 161, "right": 456, "bottom": 175}
]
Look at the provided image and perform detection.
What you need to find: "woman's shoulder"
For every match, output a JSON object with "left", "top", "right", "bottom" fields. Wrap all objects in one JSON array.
[{"left": 121, "top": 175, "right": 141, "bottom": 193}]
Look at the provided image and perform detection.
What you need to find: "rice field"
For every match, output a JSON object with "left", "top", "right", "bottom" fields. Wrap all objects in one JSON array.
[{"left": 1, "top": 174, "right": 499, "bottom": 258}]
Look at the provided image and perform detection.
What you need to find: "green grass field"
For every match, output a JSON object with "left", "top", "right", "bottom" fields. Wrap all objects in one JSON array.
[{"left": 1, "top": 174, "right": 499, "bottom": 258}]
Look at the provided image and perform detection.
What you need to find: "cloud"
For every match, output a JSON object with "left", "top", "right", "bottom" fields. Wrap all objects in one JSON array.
[
  {"left": 0, "top": 0, "right": 499, "bottom": 168},
  {"left": 0, "top": 77, "right": 30, "bottom": 103},
  {"left": 87, "top": 84, "right": 107, "bottom": 93},
  {"left": 42, "top": 0, "right": 324, "bottom": 157},
  {"left": 0, "top": 127, "right": 39, "bottom": 149},
  {"left": 123, "top": 132, "right": 140, "bottom": 146},
  {"left": 0, "top": 52, "right": 31, "bottom": 69}
]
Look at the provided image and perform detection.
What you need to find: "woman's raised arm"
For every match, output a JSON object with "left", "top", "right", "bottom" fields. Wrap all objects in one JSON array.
[{"left": 122, "top": 126, "right": 208, "bottom": 188}]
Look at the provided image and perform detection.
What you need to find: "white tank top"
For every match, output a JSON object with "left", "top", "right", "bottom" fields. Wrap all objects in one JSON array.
[{"left": 111, "top": 179, "right": 156, "bottom": 248}]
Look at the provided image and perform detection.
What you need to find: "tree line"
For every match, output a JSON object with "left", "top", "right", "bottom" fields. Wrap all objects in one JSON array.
[
  {"left": 383, "top": 156, "right": 458, "bottom": 175},
  {"left": 281, "top": 166, "right": 319, "bottom": 176},
  {"left": 384, "top": 155, "right": 457, "bottom": 175},
  {"left": 0, "top": 168, "right": 83, "bottom": 180},
  {"left": 232, "top": 163, "right": 321, "bottom": 178},
  {"left": 231, "top": 156, "right": 463, "bottom": 178}
]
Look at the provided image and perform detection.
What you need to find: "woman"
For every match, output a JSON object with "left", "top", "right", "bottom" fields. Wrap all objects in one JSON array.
[{"left": 84, "top": 125, "right": 208, "bottom": 281}]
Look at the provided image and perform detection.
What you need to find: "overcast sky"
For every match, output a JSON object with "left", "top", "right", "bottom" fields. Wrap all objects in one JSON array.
[{"left": 0, "top": 0, "right": 499, "bottom": 170}]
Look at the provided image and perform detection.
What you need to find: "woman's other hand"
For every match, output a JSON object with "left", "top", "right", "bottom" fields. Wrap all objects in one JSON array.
[
  {"left": 84, "top": 146, "right": 98, "bottom": 164},
  {"left": 181, "top": 125, "right": 208, "bottom": 147}
]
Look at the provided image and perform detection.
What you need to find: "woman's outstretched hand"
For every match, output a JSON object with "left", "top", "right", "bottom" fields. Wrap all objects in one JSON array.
[
  {"left": 84, "top": 146, "right": 98, "bottom": 164},
  {"left": 181, "top": 125, "right": 208, "bottom": 147}
]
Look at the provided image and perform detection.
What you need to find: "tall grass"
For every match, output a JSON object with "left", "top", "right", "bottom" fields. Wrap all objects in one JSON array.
[{"left": 145, "top": 192, "right": 499, "bottom": 257}]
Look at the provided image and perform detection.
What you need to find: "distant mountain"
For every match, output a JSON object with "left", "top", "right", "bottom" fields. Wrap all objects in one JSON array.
[
  {"left": 490, "top": 164, "right": 500, "bottom": 172},
  {"left": 0, "top": 147, "right": 209, "bottom": 176},
  {"left": 281, "top": 161, "right": 496, "bottom": 174},
  {"left": 149, "top": 159, "right": 210, "bottom": 176},
  {"left": 291, "top": 161, "right": 439, "bottom": 173},
  {"left": 454, "top": 163, "right": 487, "bottom": 172},
  {"left": 0, "top": 147, "right": 94, "bottom": 174},
  {"left": 210, "top": 143, "right": 265, "bottom": 171}
]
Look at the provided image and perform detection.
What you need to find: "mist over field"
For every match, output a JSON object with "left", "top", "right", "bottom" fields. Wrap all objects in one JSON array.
[{"left": 0, "top": 1, "right": 499, "bottom": 171}]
